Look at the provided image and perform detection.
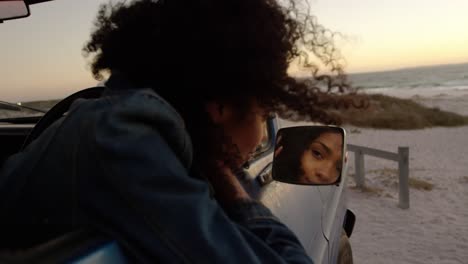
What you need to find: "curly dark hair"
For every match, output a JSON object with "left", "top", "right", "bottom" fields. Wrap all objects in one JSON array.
[{"left": 82, "top": 0, "right": 366, "bottom": 178}]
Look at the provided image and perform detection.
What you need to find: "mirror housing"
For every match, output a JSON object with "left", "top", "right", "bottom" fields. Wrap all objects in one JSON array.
[
  {"left": 0, "top": 0, "right": 30, "bottom": 23},
  {"left": 272, "top": 126, "right": 347, "bottom": 186}
]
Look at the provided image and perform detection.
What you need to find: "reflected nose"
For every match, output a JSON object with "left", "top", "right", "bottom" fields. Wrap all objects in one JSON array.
[{"left": 315, "top": 162, "right": 337, "bottom": 183}]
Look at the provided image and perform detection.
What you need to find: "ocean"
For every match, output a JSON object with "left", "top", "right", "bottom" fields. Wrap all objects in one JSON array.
[
  {"left": 348, "top": 62, "right": 468, "bottom": 92},
  {"left": 2, "top": 62, "right": 468, "bottom": 119}
]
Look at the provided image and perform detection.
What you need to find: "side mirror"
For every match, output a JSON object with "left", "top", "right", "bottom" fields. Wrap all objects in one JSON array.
[
  {"left": 272, "top": 126, "right": 346, "bottom": 185},
  {"left": 0, "top": 1, "right": 30, "bottom": 22}
]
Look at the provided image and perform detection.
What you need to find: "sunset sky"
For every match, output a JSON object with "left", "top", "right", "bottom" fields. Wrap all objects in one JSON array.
[
  {"left": 312, "top": 0, "right": 468, "bottom": 72},
  {"left": 1, "top": 0, "right": 468, "bottom": 102}
]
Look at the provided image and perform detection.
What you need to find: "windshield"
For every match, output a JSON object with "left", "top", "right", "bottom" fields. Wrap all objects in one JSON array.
[{"left": 1, "top": 0, "right": 108, "bottom": 119}]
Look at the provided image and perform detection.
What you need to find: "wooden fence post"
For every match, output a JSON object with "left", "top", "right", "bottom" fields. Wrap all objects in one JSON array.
[
  {"left": 354, "top": 150, "right": 365, "bottom": 188},
  {"left": 398, "top": 147, "right": 410, "bottom": 209}
]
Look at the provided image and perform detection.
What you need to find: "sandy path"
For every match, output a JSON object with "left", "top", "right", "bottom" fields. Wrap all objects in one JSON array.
[
  {"left": 345, "top": 126, "right": 468, "bottom": 264},
  {"left": 345, "top": 87, "right": 468, "bottom": 264}
]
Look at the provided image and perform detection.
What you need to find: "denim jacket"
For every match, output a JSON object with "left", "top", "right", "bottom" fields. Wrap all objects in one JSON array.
[{"left": 0, "top": 74, "right": 313, "bottom": 263}]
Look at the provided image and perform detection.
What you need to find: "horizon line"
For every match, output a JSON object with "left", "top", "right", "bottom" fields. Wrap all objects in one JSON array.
[{"left": 348, "top": 61, "right": 468, "bottom": 75}]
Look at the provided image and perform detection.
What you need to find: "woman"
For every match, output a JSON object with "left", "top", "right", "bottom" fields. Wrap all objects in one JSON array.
[
  {"left": 274, "top": 127, "right": 344, "bottom": 185},
  {"left": 299, "top": 129, "right": 344, "bottom": 184},
  {"left": 0, "top": 0, "right": 364, "bottom": 262}
]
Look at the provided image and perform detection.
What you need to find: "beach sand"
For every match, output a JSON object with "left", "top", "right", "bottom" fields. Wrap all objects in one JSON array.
[{"left": 345, "top": 87, "right": 468, "bottom": 264}]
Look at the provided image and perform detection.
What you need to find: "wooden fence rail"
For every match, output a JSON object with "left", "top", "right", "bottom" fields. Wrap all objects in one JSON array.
[{"left": 347, "top": 144, "right": 410, "bottom": 209}]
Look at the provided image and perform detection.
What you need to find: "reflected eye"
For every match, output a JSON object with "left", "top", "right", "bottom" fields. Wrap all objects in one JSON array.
[{"left": 311, "top": 149, "right": 323, "bottom": 160}]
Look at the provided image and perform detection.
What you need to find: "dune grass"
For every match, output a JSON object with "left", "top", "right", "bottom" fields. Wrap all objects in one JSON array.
[
  {"left": 335, "top": 94, "right": 468, "bottom": 129},
  {"left": 408, "top": 178, "right": 434, "bottom": 191},
  {"left": 370, "top": 167, "right": 434, "bottom": 191},
  {"left": 350, "top": 185, "right": 384, "bottom": 196},
  {"left": 348, "top": 167, "right": 434, "bottom": 195},
  {"left": 20, "top": 94, "right": 468, "bottom": 130},
  {"left": 459, "top": 176, "right": 468, "bottom": 184}
]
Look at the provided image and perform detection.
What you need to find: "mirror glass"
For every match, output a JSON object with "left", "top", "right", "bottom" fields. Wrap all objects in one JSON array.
[
  {"left": 272, "top": 126, "right": 345, "bottom": 185},
  {"left": 0, "top": 1, "right": 29, "bottom": 21}
]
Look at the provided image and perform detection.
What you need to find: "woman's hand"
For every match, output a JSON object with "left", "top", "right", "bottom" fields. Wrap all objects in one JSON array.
[
  {"left": 208, "top": 164, "right": 251, "bottom": 207},
  {"left": 274, "top": 134, "right": 283, "bottom": 158}
]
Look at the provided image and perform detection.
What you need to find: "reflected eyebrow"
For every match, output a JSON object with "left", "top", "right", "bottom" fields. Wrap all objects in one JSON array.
[{"left": 312, "top": 141, "right": 332, "bottom": 155}]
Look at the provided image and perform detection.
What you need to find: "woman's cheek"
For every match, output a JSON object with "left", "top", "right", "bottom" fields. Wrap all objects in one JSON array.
[
  {"left": 251, "top": 121, "right": 265, "bottom": 149},
  {"left": 301, "top": 154, "right": 313, "bottom": 176}
]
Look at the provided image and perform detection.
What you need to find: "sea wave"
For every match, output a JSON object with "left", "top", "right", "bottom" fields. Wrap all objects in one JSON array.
[{"left": 349, "top": 62, "right": 468, "bottom": 91}]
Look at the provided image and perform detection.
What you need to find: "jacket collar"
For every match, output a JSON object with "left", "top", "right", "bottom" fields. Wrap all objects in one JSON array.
[{"left": 103, "top": 72, "right": 140, "bottom": 95}]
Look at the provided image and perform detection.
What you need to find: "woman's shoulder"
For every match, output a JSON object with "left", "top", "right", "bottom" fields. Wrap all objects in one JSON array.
[
  {"left": 66, "top": 86, "right": 185, "bottom": 132},
  {"left": 75, "top": 73, "right": 186, "bottom": 128},
  {"left": 89, "top": 88, "right": 192, "bottom": 167},
  {"left": 128, "top": 88, "right": 185, "bottom": 126}
]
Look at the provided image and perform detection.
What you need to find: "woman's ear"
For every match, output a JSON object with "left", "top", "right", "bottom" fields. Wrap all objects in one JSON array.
[{"left": 205, "top": 101, "right": 231, "bottom": 124}]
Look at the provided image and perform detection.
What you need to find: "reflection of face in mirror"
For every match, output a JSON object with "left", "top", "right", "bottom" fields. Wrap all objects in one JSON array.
[
  {"left": 299, "top": 131, "right": 343, "bottom": 184},
  {"left": 273, "top": 126, "right": 344, "bottom": 185}
]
